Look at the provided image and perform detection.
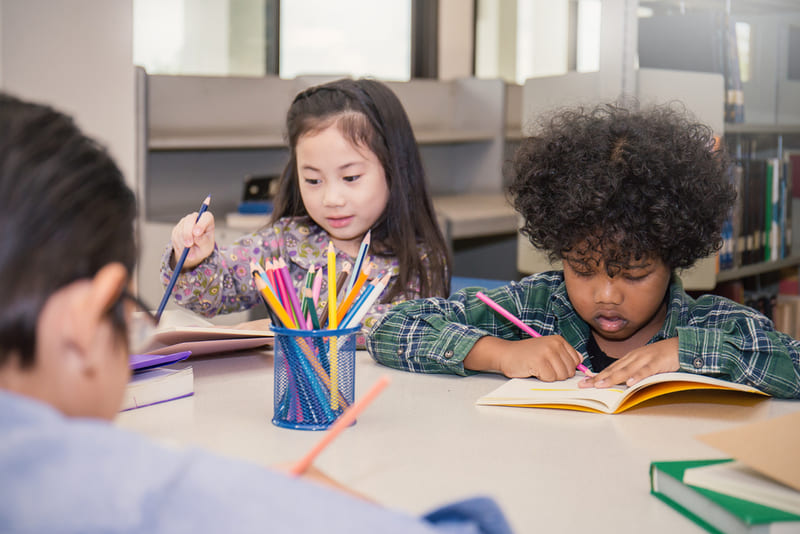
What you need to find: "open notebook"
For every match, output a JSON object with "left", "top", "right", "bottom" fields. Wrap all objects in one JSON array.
[
  {"left": 476, "top": 372, "right": 768, "bottom": 414},
  {"left": 136, "top": 309, "right": 274, "bottom": 356}
]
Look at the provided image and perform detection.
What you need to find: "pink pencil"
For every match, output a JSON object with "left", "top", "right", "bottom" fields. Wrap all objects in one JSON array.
[
  {"left": 475, "top": 291, "right": 593, "bottom": 376},
  {"left": 289, "top": 375, "right": 391, "bottom": 476},
  {"left": 311, "top": 264, "right": 324, "bottom": 307}
]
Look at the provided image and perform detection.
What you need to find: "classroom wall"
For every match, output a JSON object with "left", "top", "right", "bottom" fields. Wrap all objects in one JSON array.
[{"left": 0, "top": 0, "right": 136, "bottom": 190}]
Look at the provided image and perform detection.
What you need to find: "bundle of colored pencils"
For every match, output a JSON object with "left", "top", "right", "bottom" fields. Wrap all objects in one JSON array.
[{"left": 250, "top": 231, "right": 388, "bottom": 332}]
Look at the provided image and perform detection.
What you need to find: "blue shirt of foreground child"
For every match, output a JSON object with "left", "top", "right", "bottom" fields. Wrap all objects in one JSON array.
[{"left": 0, "top": 389, "right": 512, "bottom": 534}]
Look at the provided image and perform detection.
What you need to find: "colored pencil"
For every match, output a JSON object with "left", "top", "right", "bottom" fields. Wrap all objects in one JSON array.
[
  {"left": 303, "top": 288, "right": 321, "bottom": 330},
  {"left": 339, "top": 281, "right": 375, "bottom": 328},
  {"left": 337, "top": 260, "right": 373, "bottom": 319},
  {"left": 319, "top": 262, "right": 350, "bottom": 329},
  {"left": 277, "top": 258, "right": 306, "bottom": 329},
  {"left": 475, "top": 291, "right": 593, "bottom": 376},
  {"left": 327, "top": 242, "right": 338, "bottom": 329},
  {"left": 300, "top": 265, "right": 316, "bottom": 319},
  {"left": 311, "top": 264, "right": 324, "bottom": 307},
  {"left": 252, "top": 268, "right": 281, "bottom": 327},
  {"left": 253, "top": 263, "right": 296, "bottom": 328},
  {"left": 346, "top": 231, "right": 371, "bottom": 296},
  {"left": 156, "top": 195, "right": 211, "bottom": 321},
  {"left": 290, "top": 375, "right": 391, "bottom": 476},
  {"left": 340, "top": 273, "right": 391, "bottom": 328}
]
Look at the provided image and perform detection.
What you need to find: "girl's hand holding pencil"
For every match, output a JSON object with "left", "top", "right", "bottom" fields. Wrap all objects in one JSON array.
[{"left": 170, "top": 201, "right": 216, "bottom": 270}]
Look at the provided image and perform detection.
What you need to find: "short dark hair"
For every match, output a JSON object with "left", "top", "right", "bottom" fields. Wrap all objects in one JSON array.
[
  {"left": 272, "top": 78, "right": 451, "bottom": 299},
  {"left": 0, "top": 92, "right": 137, "bottom": 368},
  {"left": 509, "top": 101, "right": 735, "bottom": 271}
]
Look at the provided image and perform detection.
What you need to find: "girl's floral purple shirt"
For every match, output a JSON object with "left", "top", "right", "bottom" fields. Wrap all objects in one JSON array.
[{"left": 159, "top": 216, "right": 426, "bottom": 331}]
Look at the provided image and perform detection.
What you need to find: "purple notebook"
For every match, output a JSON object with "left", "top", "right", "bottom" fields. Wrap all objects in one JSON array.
[{"left": 129, "top": 350, "right": 191, "bottom": 371}]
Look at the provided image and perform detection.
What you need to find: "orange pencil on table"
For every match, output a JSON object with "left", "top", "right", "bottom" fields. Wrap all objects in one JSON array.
[{"left": 290, "top": 375, "right": 391, "bottom": 476}]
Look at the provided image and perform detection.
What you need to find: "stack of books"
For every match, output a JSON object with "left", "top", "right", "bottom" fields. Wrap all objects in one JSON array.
[
  {"left": 650, "top": 412, "right": 800, "bottom": 533},
  {"left": 123, "top": 351, "right": 194, "bottom": 412}
]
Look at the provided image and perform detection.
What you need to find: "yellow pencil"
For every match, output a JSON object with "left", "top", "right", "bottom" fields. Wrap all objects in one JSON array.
[
  {"left": 327, "top": 241, "right": 338, "bottom": 329},
  {"left": 327, "top": 241, "right": 339, "bottom": 410}
]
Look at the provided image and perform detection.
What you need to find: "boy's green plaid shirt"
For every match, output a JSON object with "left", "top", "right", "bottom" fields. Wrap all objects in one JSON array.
[{"left": 367, "top": 271, "right": 800, "bottom": 399}]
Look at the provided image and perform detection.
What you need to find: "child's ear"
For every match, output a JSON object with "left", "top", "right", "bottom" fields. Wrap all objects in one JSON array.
[
  {"left": 63, "top": 263, "right": 129, "bottom": 359},
  {"left": 86, "top": 263, "right": 129, "bottom": 318}
]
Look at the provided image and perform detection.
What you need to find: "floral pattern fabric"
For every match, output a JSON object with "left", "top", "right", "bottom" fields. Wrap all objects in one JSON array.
[{"left": 159, "top": 216, "right": 419, "bottom": 332}]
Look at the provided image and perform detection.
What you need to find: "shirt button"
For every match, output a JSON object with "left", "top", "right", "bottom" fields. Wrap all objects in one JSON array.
[
  {"left": 396, "top": 347, "right": 404, "bottom": 356},
  {"left": 692, "top": 356, "right": 704, "bottom": 369},
  {"left": 444, "top": 350, "right": 454, "bottom": 359}
]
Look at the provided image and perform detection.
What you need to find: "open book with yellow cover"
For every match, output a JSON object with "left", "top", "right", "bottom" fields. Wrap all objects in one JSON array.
[{"left": 476, "top": 372, "right": 768, "bottom": 414}]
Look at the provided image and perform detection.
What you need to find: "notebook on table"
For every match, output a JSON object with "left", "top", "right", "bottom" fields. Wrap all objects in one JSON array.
[
  {"left": 476, "top": 372, "right": 768, "bottom": 414},
  {"left": 136, "top": 309, "right": 274, "bottom": 356}
]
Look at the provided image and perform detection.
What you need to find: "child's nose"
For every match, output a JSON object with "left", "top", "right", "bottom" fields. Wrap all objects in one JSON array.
[
  {"left": 322, "top": 183, "right": 346, "bottom": 207},
  {"left": 594, "top": 277, "right": 623, "bottom": 305}
]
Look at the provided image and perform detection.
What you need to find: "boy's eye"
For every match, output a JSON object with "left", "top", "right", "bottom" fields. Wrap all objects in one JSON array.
[
  {"left": 343, "top": 175, "right": 361, "bottom": 183},
  {"left": 566, "top": 263, "right": 595, "bottom": 277}
]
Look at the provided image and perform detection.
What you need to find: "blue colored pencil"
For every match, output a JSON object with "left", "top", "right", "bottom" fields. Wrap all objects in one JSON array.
[{"left": 156, "top": 195, "right": 211, "bottom": 322}]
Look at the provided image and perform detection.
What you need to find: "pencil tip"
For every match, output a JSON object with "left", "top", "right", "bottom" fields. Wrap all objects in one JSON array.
[{"left": 203, "top": 195, "right": 211, "bottom": 205}]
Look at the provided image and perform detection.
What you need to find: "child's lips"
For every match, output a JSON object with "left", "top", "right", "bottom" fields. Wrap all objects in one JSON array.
[
  {"left": 594, "top": 313, "right": 627, "bottom": 332},
  {"left": 327, "top": 216, "right": 353, "bottom": 228}
]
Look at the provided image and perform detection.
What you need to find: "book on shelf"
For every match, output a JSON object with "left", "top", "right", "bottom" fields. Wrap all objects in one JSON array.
[
  {"left": 475, "top": 372, "right": 768, "bottom": 414},
  {"left": 650, "top": 459, "right": 800, "bottom": 534},
  {"left": 721, "top": 155, "right": 793, "bottom": 272},
  {"left": 121, "top": 365, "right": 194, "bottom": 412},
  {"left": 136, "top": 309, "right": 274, "bottom": 356}
]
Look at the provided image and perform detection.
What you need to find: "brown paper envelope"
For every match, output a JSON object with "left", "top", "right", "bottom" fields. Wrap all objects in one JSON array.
[{"left": 696, "top": 410, "right": 800, "bottom": 491}]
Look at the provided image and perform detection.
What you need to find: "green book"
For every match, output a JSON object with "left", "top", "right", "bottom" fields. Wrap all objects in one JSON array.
[{"left": 650, "top": 459, "right": 800, "bottom": 534}]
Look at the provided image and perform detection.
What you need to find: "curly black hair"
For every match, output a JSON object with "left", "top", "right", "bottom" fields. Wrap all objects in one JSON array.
[{"left": 509, "top": 101, "right": 735, "bottom": 271}]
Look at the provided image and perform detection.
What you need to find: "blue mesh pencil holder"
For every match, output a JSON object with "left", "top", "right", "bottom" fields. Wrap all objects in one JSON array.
[{"left": 271, "top": 325, "right": 360, "bottom": 431}]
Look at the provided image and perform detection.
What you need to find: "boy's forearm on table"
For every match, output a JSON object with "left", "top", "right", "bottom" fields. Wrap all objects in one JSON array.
[{"left": 463, "top": 336, "right": 505, "bottom": 373}]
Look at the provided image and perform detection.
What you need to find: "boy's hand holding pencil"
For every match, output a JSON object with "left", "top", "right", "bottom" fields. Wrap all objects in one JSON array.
[{"left": 466, "top": 292, "right": 592, "bottom": 381}]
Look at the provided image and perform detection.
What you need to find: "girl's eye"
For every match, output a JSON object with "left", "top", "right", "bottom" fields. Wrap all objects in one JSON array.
[
  {"left": 303, "top": 177, "right": 321, "bottom": 186},
  {"left": 343, "top": 175, "right": 361, "bottom": 183}
]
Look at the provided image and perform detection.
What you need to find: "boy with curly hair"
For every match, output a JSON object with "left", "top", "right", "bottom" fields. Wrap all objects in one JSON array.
[{"left": 367, "top": 102, "right": 800, "bottom": 398}]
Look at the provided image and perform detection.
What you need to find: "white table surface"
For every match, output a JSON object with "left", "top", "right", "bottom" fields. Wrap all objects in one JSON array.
[{"left": 116, "top": 350, "right": 800, "bottom": 534}]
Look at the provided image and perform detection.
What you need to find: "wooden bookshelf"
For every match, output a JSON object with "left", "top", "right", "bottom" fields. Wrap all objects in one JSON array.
[{"left": 717, "top": 256, "right": 800, "bottom": 283}]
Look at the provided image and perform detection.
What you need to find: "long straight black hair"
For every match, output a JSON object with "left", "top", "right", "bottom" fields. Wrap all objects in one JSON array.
[{"left": 272, "top": 78, "right": 451, "bottom": 301}]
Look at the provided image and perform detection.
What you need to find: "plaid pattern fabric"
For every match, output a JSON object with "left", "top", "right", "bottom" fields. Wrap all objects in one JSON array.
[{"left": 366, "top": 271, "right": 800, "bottom": 399}]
